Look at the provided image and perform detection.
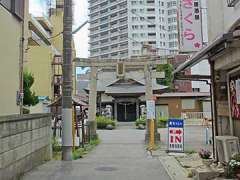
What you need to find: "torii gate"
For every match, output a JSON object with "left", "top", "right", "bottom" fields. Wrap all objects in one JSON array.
[{"left": 74, "top": 55, "right": 167, "bottom": 143}]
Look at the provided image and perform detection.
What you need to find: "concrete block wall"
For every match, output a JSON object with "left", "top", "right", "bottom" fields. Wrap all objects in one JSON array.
[{"left": 0, "top": 114, "right": 52, "bottom": 180}]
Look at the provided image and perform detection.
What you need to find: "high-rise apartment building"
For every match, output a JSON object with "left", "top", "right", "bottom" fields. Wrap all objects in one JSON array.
[{"left": 89, "top": 0, "right": 179, "bottom": 59}]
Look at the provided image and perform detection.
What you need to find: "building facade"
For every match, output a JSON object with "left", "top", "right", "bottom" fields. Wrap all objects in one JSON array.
[
  {"left": 174, "top": 0, "right": 240, "bottom": 156},
  {"left": 77, "top": 67, "right": 167, "bottom": 122},
  {"left": 89, "top": 0, "right": 179, "bottom": 59},
  {"left": 88, "top": 0, "right": 210, "bottom": 93},
  {"left": 26, "top": 0, "right": 76, "bottom": 101},
  {"left": 0, "top": 1, "right": 25, "bottom": 115}
]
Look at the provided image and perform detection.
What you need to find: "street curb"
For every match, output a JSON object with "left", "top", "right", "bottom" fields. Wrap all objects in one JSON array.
[{"left": 159, "top": 156, "right": 192, "bottom": 180}]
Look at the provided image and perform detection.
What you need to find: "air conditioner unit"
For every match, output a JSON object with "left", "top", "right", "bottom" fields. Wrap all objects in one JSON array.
[{"left": 216, "top": 136, "right": 240, "bottom": 164}]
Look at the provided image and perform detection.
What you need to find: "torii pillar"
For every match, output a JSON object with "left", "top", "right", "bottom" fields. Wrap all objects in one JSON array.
[{"left": 88, "top": 66, "right": 98, "bottom": 139}]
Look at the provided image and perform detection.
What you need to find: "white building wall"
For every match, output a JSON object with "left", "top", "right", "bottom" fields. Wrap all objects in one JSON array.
[
  {"left": 191, "top": 60, "right": 210, "bottom": 92},
  {"left": 89, "top": 0, "right": 179, "bottom": 59},
  {"left": 207, "top": 0, "right": 240, "bottom": 42}
]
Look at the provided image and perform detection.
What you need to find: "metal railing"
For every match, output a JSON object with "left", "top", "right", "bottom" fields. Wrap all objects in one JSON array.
[{"left": 181, "top": 112, "right": 212, "bottom": 120}]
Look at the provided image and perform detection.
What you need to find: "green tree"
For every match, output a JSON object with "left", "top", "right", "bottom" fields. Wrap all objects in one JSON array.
[
  {"left": 156, "top": 64, "right": 174, "bottom": 88},
  {"left": 23, "top": 71, "right": 39, "bottom": 106}
]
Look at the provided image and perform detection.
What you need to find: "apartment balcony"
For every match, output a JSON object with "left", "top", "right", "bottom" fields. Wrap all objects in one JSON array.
[
  {"left": 28, "top": 31, "right": 44, "bottom": 46},
  {"left": 90, "top": 10, "right": 127, "bottom": 23},
  {"left": 89, "top": 24, "right": 127, "bottom": 36},
  {"left": 89, "top": 6, "right": 127, "bottom": 22},
  {"left": 56, "top": 0, "right": 64, "bottom": 8},
  {"left": 110, "top": 31, "right": 120, "bottom": 37},
  {"left": 148, "top": 36, "right": 157, "bottom": 40},
  {"left": 89, "top": 0, "right": 126, "bottom": 12},
  {"left": 29, "top": 15, "right": 51, "bottom": 46},
  {"left": 35, "top": 15, "right": 53, "bottom": 33},
  {"left": 147, "top": 2, "right": 155, "bottom": 6}
]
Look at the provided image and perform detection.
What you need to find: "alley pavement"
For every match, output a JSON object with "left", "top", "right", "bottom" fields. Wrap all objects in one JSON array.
[{"left": 21, "top": 124, "right": 170, "bottom": 180}]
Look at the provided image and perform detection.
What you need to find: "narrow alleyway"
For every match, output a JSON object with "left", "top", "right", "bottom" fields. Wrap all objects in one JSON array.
[{"left": 22, "top": 126, "right": 170, "bottom": 180}]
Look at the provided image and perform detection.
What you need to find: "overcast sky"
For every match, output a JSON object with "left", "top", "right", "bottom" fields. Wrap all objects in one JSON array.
[
  {"left": 73, "top": 0, "right": 89, "bottom": 58},
  {"left": 30, "top": 0, "right": 89, "bottom": 58}
]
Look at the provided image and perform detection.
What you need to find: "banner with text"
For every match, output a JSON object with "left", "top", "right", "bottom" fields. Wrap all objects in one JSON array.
[
  {"left": 168, "top": 119, "right": 184, "bottom": 152},
  {"left": 179, "top": 0, "right": 203, "bottom": 52}
]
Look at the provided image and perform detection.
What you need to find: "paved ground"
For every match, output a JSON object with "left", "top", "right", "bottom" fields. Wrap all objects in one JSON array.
[{"left": 21, "top": 124, "right": 170, "bottom": 180}]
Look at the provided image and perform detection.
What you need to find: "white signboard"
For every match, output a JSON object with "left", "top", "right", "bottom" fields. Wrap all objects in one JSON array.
[
  {"left": 146, "top": 100, "right": 156, "bottom": 119},
  {"left": 168, "top": 119, "right": 184, "bottom": 152},
  {"left": 179, "top": 0, "right": 203, "bottom": 52},
  {"left": 236, "top": 79, "right": 240, "bottom": 104}
]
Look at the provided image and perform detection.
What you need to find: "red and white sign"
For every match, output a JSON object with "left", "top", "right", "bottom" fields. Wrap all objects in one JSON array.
[
  {"left": 179, "top": 0, "right": 203, "bottom": 52},
  {"left": 168, "top": 119, "right": 184, "bottom": 152}
]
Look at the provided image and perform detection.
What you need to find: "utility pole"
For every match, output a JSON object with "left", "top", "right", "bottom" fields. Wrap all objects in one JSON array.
[{"left": 62, "top": 0, "right": 73, "bottom": 161}]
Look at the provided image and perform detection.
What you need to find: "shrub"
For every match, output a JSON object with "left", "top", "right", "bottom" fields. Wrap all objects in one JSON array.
[
  {"left": 52, "top": 138, "right": 61, "bottom": 152},
  {"left": 23, "top": 108, "right": 30, "bottom": 114},
  {"left": 158, "top": 117, "right": 168, "bottom": 128},
  {"left": 135, "top": 116, "right": 169, "bottom": 128},
  {"left": 135, "top": 116, "right": 146, "bottom": 127},
  {"left": 226, "top": 153, "right": 240, "bottom": 178},
  {"left": 96, "top": 116, "right": 116, "bottom": 129}
]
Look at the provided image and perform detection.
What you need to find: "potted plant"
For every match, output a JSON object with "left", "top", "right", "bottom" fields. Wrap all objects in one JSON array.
[
  {"left": 198, "top": 149, "right": 212, "bottom": 167},
  {"left": 226, "top": 154, "right": 240, "bottom": 178}
]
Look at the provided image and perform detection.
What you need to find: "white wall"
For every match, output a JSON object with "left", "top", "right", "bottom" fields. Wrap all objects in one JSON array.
[
  {"left": 207, "top": 0, "right": 240, "bottom": 42},
  {"left": 191, "top": 60, "right": 210, "bottom": 92},
  {"left": 0, "top": 6, "right": 21, "bottom": 115}
]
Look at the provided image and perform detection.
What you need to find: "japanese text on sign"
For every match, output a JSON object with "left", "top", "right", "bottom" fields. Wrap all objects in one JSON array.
[
  {"left": 179, "top": 0, "right": 203, "bottom": 52},
  {"left": 168, "top": 119, "right": 184, "bottom": 152},
  {"left": 146, "top": 100, "right": 156, "bottom": 119}
]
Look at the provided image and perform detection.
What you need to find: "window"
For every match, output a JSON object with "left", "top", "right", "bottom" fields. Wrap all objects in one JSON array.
[
  {"left": 132, "top": 25, "right": 138, "bottom": 29},
  {"left": 132, "top": 17, "right": 138, "bottom": 21},
  {"left": 131, "top": 1, "right": 137, "bottom": 5},
  {"left": 0, "top": 0, "right": 24, "bottom": 20},
  {"left": 147, "top": 16, "right": 155, "bottom": 20},
  {"left": 192, "top": 88, "right": 200, "bottom": 92},
  {"left": 182, "top": 99, "right": 195, "bottom": 110},
  {"left": 147, "top": 8, "right": 155, "bottom": 12}
]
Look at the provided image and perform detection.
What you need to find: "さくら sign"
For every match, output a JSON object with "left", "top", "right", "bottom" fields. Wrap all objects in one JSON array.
[
  {"left": 168, "top": 119, "right": 184, "bottom": 152},
  {"left": 179, "top": 0, "right": 203, "bottom": 52}
]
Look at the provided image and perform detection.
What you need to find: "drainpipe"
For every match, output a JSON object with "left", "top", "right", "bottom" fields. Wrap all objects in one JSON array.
[
  {"left": 210, "top": 60, "right": 219, "bottom": 161},
  {"left": 19, "top": 0, "right": 29, "bottom": 115},
  {"left": 19, "top": 26, "right": 24, "bottom": 115},
  {"left": 207, "top": 81, "right": 216, "bottom": 159}
]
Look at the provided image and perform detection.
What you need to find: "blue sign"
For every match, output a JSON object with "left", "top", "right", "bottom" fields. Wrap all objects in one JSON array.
[{"left": 168, "top": 119, "right": 184, "bottom": 128}]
